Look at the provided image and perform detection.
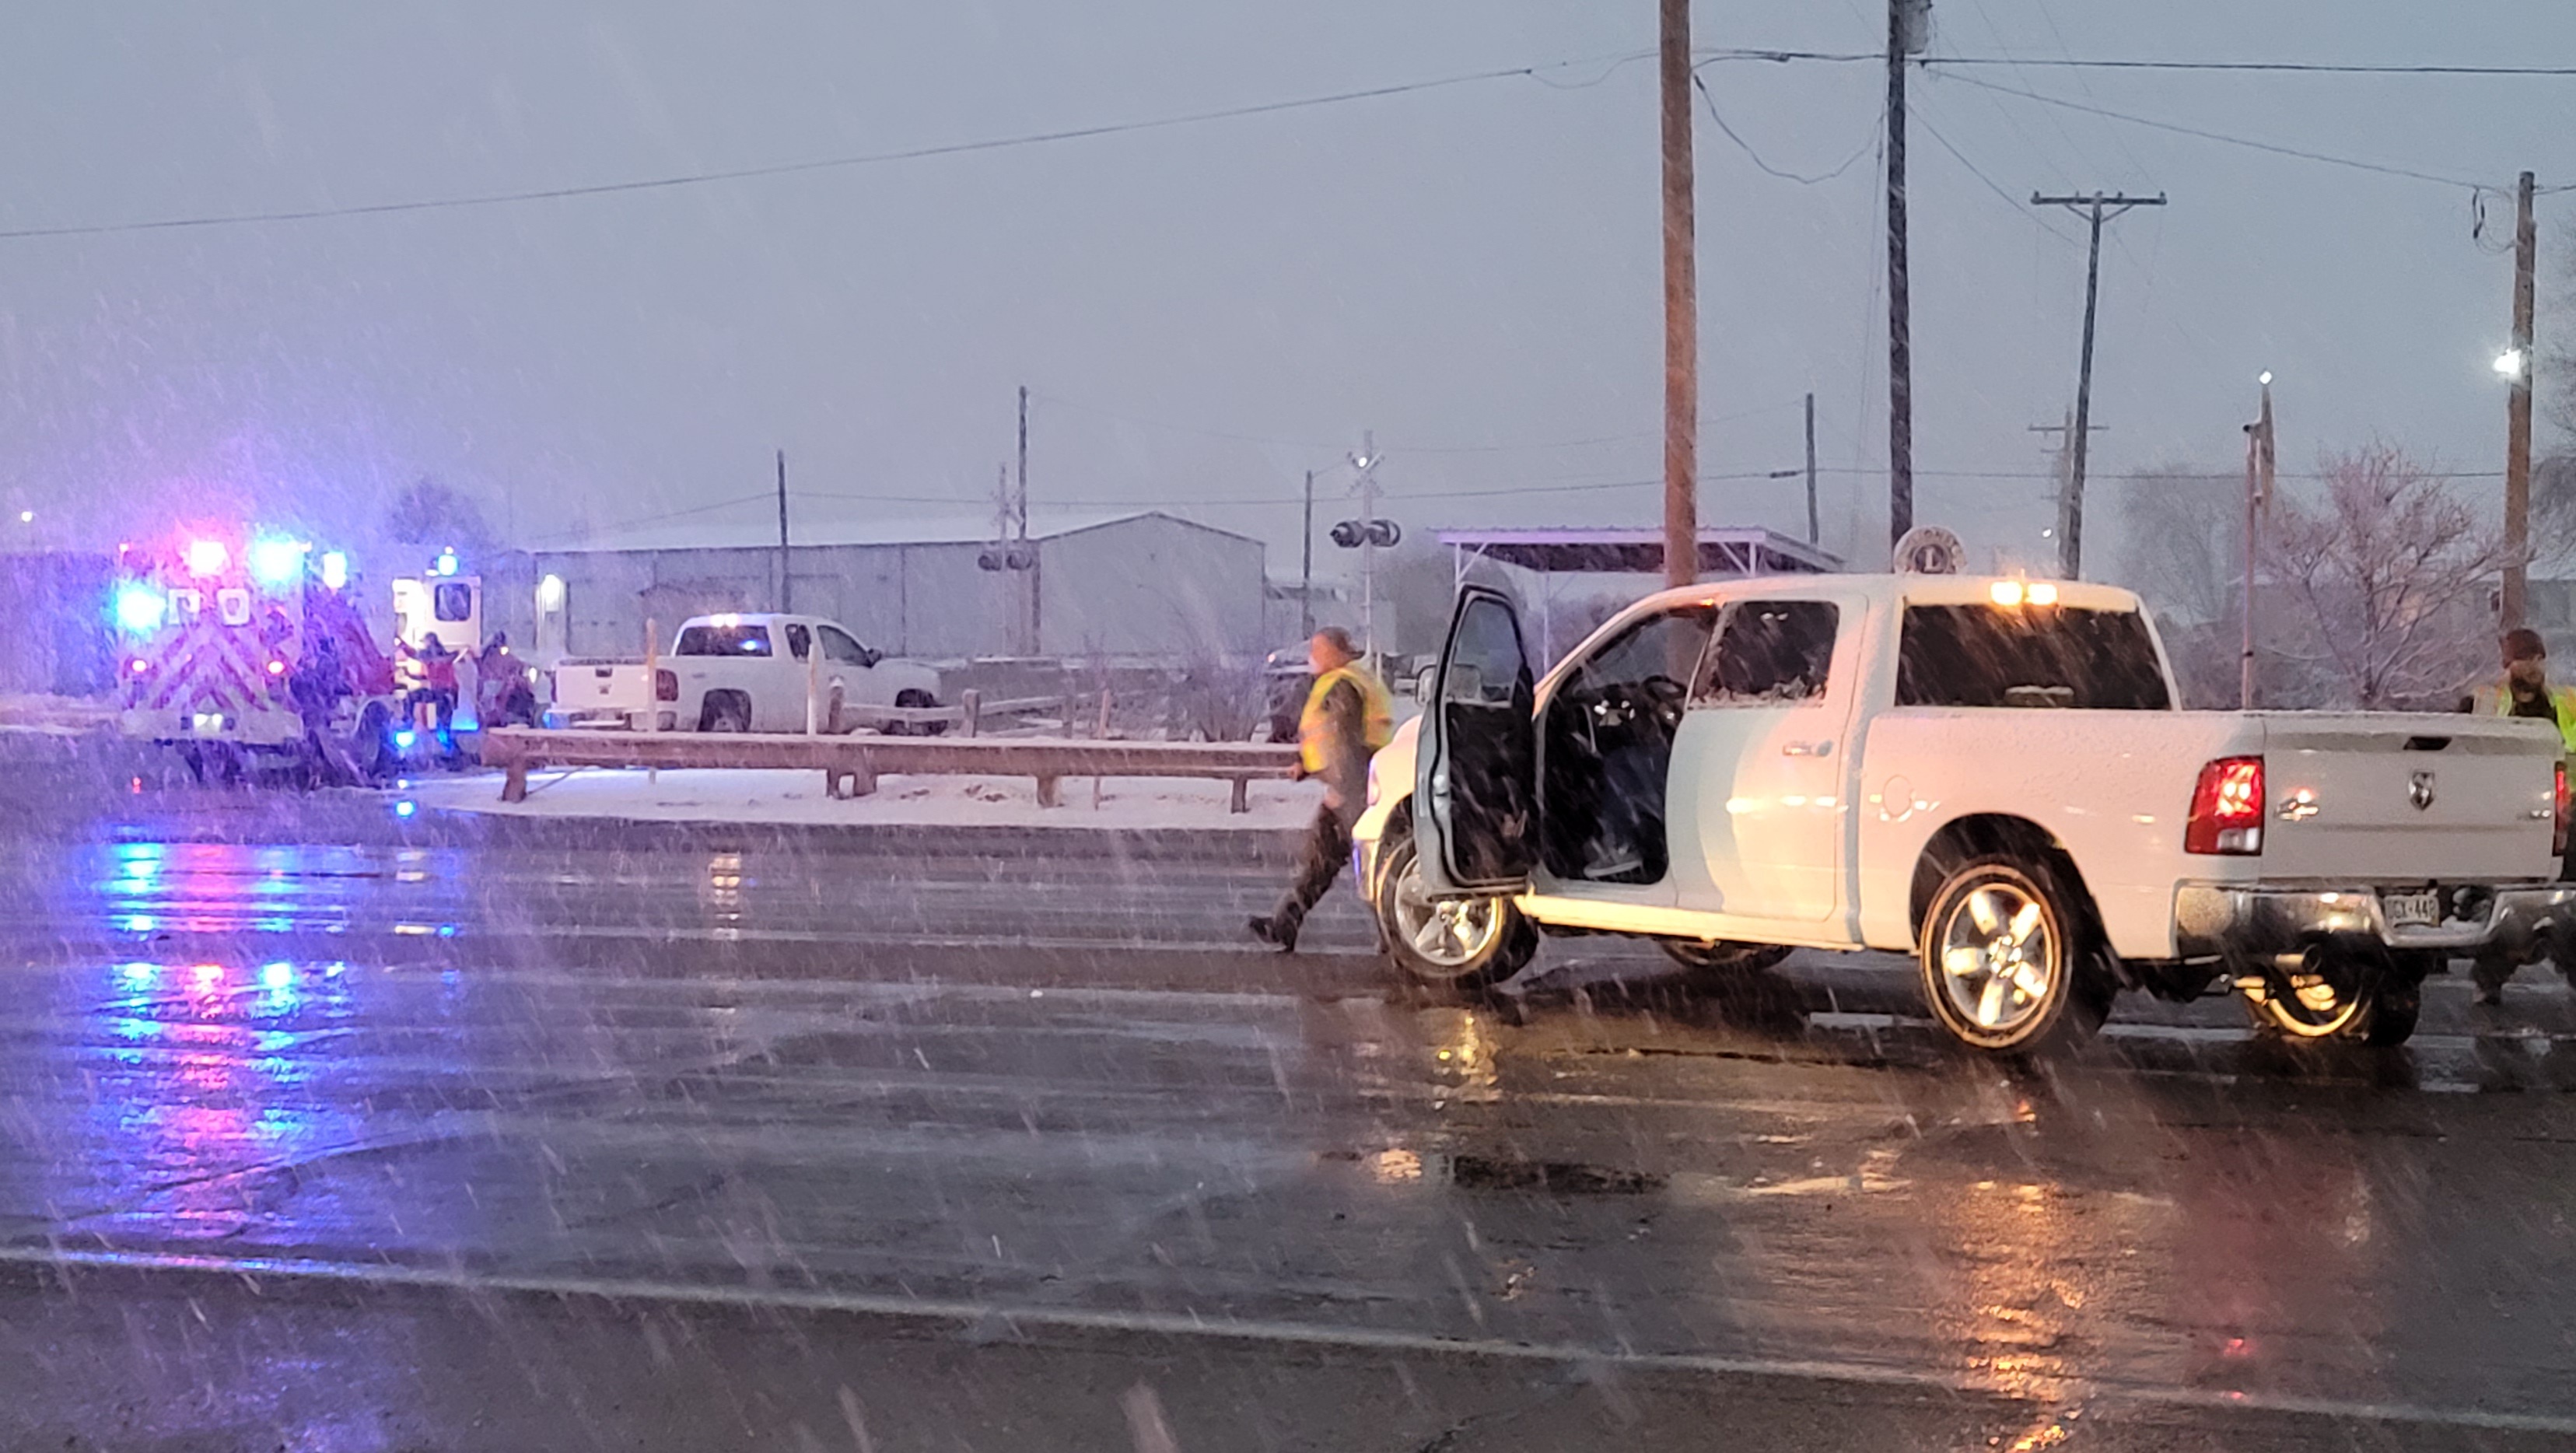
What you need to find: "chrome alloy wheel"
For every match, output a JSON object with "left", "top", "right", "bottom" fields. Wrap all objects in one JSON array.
[
  {"left": 1389, "top": 859, "right": 1504, "bottom": 972},
  {"left": 1935, "top": 881, "right": 2060, "bottom": 1035}
]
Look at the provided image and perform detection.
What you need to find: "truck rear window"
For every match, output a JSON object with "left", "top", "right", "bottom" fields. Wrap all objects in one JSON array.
[
  {"left": 1896, "top": 604, "right": 2171, "bottom": 711},
  {"left": 675, "top": 624, "right": 772, "bottom": 656}
]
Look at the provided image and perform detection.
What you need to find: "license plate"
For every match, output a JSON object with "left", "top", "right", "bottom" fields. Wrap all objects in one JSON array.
[{"left": 2382, "top": 890, "right": 2441, "bottom": 929}]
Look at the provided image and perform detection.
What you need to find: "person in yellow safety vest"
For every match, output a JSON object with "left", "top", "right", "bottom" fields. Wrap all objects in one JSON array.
[
  {"left": 2466, "top": 627, "right": 2576, "bottom": 1006},
  {"left": 1248, "top": 627, "right": 1395, "bottom": 953},
  {"left": 2469, "top": 628, "right": 2576, "bottom": 755}
]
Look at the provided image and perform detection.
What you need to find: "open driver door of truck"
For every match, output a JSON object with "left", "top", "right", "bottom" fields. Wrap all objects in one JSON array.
[{"left": 1416, "top": 586, "right": 1538, "bottom": 895}]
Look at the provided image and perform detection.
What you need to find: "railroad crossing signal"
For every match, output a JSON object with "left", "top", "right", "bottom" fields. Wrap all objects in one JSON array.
[{"left": 1330, "top": 519, "right": 1399, "bottom": 549}]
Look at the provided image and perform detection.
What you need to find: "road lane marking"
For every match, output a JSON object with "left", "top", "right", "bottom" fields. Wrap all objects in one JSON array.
[{"left": 0, "top": 1241, "right": 2566, "bottom": 1437}]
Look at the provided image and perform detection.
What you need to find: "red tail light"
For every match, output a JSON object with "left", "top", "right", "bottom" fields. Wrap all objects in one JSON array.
[
  {"left": 655, "top": 668, "right": 678, "bottom": 702},
  {"left": 2556, "top": 763, "right": 2568, "bottom": 858},
  {"left": 2186, "top": 755, "right": 2265, "bottom": 856}
]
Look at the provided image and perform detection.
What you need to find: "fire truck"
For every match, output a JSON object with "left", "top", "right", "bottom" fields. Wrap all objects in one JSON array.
[{"left": 110, "top": 533, "right": 485, "bottom": 783}]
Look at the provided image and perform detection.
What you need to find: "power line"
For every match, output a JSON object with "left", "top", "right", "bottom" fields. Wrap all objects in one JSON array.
[
  {"left": 1924, "top": 72, "right": 2494, "bottom": 188},
  {"left": 796, "top": 463, "right": 2487, "bottom": 513},
  {"left": 1696, "top": 47, "right": 2576, "bottom": 76},
  {"left": 1031, "top": 390, "right": 1800, "bottom": 454},
  {"left": 1689, "top": 72, "right": 1878, "bottom": 184},
  {"left": 0, "top": 54, "right": 1630, "bottom": 242},
  {"left": 541, "top": 461, "right": 2516, "bottom": 541},
  {"left": 1910, "top": 107, "right": 2080, "bottom": 247},
  {"left": 1937, "top": 56, "right": 2576, "bottom": 77},
  {"left": 14, "top": 43, "right": 2543, "bottom": 242},
  {"left": 523, "top": 492, "right": 775, "bottom": 545}
]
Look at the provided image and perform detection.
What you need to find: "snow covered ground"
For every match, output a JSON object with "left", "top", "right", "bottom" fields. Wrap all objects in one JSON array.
[{"left": 404, "top": 766, "right": 1326, "bottom": 831}]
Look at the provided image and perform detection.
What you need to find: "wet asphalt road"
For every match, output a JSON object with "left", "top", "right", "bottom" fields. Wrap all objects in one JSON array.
[{"left": 5, "top": 735, "right": 2576, "bottom": 1450}]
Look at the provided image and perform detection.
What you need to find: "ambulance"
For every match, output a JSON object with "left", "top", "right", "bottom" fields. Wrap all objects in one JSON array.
[{"left": 110, "top": 533, "right": 484, "bottom": 782}]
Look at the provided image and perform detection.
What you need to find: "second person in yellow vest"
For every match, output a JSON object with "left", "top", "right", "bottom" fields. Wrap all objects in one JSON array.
[{"left": 2464, "top": 627, "right": 2576, "bottom": 1006}]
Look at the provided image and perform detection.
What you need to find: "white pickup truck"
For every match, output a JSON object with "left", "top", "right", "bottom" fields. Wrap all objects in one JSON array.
[
  {"left": 1355, "top": 572, "right": 2575, "bottom": 1054},
  {"left": 544, "top": 613, "right": 945, "bottom": 734}
]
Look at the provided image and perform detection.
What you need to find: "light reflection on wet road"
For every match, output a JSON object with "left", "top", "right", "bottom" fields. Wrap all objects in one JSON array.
[{"left": 3, "top": 757, "right": 2576, "bottom": 1446}]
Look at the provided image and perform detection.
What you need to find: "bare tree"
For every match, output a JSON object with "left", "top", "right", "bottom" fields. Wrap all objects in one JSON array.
[
  {"left": 2538, "top": 239, "right": 2576, "bottom": 563},
  {"left": 2263, "top": 446, "right": 2508, "bottom": 709},
  {"left": 2108, "top": 468, "right": 2239, "bottom": 625},
  {"left": 2546, "top": 236, "right": 2576, "bottom": 443},
  {"left": 381, "top": 477, "right": 499, "bottom": 558}
]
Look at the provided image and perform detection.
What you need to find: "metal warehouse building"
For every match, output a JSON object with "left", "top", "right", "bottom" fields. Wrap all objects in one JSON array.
[{"left": 493, "top": 511, "right": 1269, "bottom": 663}]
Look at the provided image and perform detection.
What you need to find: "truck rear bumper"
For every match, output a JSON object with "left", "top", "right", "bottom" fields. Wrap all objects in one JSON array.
[
  {"left": 2174, "top": 883, "right": 2576, "bottom": 959},
  {"left": 118, "top": 706, "right": 301, "bottom": 748}
]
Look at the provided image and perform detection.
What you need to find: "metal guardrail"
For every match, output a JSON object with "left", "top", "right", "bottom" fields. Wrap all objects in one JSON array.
[{"left": 480, "top": 727, "right": 1302, "bottom": 813}]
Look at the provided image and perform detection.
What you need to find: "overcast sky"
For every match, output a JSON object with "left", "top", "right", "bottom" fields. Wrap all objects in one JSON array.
[{"left": 0, "top": 1, "right": 2567, "bottom": 585}]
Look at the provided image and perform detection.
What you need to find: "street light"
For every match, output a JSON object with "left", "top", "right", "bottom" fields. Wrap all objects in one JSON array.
[{"left": 2496, "top": 348, "right": 2529, "bottom": 380}]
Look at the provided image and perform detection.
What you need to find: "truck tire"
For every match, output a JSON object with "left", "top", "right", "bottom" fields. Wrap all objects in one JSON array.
[
  {"left": 700, "top": 695, "right": 750, "bottom": 733},
  {"left": 1658, "top": 939, "right": 1794, "bottom": 978},
  {"left": 893, "top": 688, "right": 947, "bottom": 738},
  {"left": 1917, "top": 855, "right": 2113, "bottom": 1054},
  {"left": 1374, "top": 826, "right": 1535, "bottom": 995},
  {"left": 2245, "top": 944, "right": 2421, "bottom": 1045},
  {"left": 2362, "top": 975, "right": 2424, "bottom": 1046}
]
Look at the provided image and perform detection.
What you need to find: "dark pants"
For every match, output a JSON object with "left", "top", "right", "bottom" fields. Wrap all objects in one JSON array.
[
  {"left": 1271, "top": 803, "right": 1356, "bottom": 940},
  {"left": 404, "top": 688, "right": 456, "bottom": 734}
]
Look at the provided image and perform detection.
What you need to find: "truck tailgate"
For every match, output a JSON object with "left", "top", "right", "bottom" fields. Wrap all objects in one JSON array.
[
  {"left": 2259, "top": 713, "right": 2559, "bottom": 883},
  {"left": 551, "top": 660, "right": 653, "bottom": 717}
]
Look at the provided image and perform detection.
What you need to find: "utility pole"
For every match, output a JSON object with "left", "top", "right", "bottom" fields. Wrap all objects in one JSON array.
[
  {"left": 1659, "top": 0, "right": 1698, "bottom": 590},
  {"left": 1804, "top": 391, "right": 1819, "bottom": 544},
  {"left": 2030, "top": 409, "right": 2105, "bottom": 559},
  {"left": 2033, "top": 190, "right": 2166, "bottom": 578},
  {"left": 2242, "top": 372, "right": 2276, "bottom": 709},
  {"left": 2503, "top": 170, "right": 2538, "bottom": 630},
  {"left": 1356, "top": 434, "right": 1381, "bottom": 659},
  {"left": 978, "top": 425, "right": 1038, "bottom": 654},
  {"left": 1885, "top": 0, "right": 1930, "bottom": 553},
  {"left": 775, "top": 448, "right": 791, "bottom": 612},
  {"left": 1300, "top": 469, "right": 1316, "bottom": 639},
  {"left": 1017, "top": 384, "right": 1034, "bottom": 653}
]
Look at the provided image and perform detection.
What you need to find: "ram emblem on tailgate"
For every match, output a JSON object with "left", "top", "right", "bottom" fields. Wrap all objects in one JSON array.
[{"left": 2407, "top": 770, "right": 2436, "bottom": 811}]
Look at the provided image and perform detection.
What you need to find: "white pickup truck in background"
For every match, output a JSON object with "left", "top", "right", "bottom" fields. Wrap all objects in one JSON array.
[
  {"left": 543, "top": 613, "right": 945, "bottom": 734},
  {"left": 669, "top": 613, "right": 943, "bottom": 734},
  {"left": 1356, "top": 572, "right": 2574, "bottom": 1054}
]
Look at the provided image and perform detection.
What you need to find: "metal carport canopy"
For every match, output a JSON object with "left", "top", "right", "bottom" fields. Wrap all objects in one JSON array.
[{"left": 1435, "top": 527, "right": 1839, "bottom": 577}]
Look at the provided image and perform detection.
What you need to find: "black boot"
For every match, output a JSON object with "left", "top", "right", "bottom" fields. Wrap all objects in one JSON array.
[{"left": 1246, "top": 915, "right": 1297, "bottom": 953}]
